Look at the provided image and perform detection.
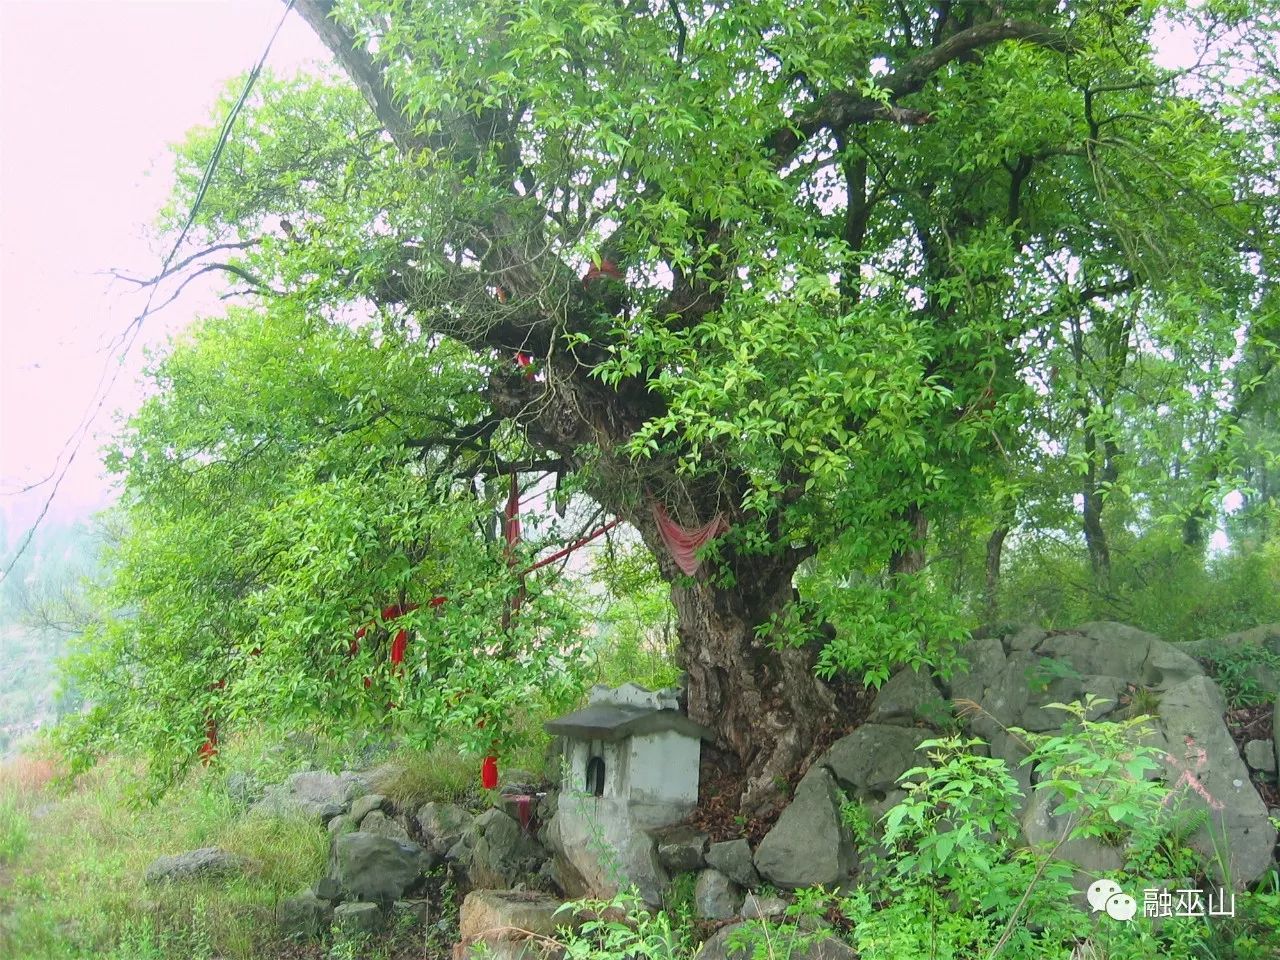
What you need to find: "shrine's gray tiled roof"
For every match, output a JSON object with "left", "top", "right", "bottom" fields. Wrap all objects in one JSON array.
[{"left": 544, "top": 702, "right": 714, "bottom": 742}]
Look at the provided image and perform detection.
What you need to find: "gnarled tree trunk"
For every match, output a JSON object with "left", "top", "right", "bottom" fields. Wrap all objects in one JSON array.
[{"left": 655, "top": 542, "right": 834, "bottom": 817}]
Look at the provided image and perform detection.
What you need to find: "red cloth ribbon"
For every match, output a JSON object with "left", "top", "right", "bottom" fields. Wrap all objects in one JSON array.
[
  {"left": 481, "top": 755, "right": 499, "bottom": 790},
  {"left": 651, "top": 501, "right": 729, "bottom": 576},
  {"left": 352, "top": 602, "right": 425, "bottom": 674},
  {"left": 503, "top": 475, "right": 525, "bottom": 623},
  {"left": 515, "top": 794, "right": 532, "bottom": 831},
  {"left": 582, "top": 258, "right": 623, "bottom": 286},
  {"left": 199, "top": 717, "right": 219, "bottom": 764}
]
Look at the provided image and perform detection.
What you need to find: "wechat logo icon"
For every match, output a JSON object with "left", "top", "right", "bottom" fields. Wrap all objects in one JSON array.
[{"left": 1087, "top": 879, "right": 1137, "bottom": 921}]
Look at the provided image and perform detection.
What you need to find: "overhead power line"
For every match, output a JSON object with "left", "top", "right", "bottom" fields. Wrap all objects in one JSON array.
[{"left": 0, "top": 0, "right": 297, "bottom": 583}]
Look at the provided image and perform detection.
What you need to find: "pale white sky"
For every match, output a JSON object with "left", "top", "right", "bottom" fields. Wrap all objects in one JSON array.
[{"left": 0, "top": 0, "right": 327, "bottom": 547}]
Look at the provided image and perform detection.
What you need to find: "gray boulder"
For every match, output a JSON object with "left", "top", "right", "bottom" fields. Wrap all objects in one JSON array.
[
  {"left": 819, "top": 724, "right": 932, "bottom": 818},
  {"left": 754, "top": 767, "right": 855, "bottom": 889},
  {"left": 1152, "top": 675, "right": 1277, "bottom": 888},
  {"left": 543, "top": 799, "right": 667, "bottom": 905},
  {"left": 1019, "top": 674, "right": 1126, "bottom": 733},
  {"left": 705, "top": 839, "right": 759, "bottom": 888},
  {"left": 986, "top": 730, "right": 1034, "bottom": 819},
  {"left": 278, "top": 888, "right": 334, "bottom": 939},
  {"left": 1007, "top": 625, "right": 1048, "bottom": 652},
  {"left": 652, "top": 824, "right": 708, "bottom": 874},
  {"left": 1244, "top": 739, "right": 1277, "bottom": 775},
  {"left": 694, "top": 868, "right": 742, "bottom": 920},
  {"left": 1047, "top": 623, "right": 1159, "bottom": 680},
  {"left": 468, "top": 808, "right": 547, "bottom": 889},
  {"left": 225, "top": 771, "right": 260, "bottom": 806},
  {"left": 1275, "top": 699, "right": 1280, "bottom": 778},
  {"left": 949, "top": 639, "right": 1029, "bottom": 740},
  {"left": 392, "top": 899, "right": 431, "bottom": 928},
  {"left": 328, "top": 814, "right": 356, "bottom": 837},
  {"left": 295, "top": 769, "right": 362, "bottom": 802},
  {"left": 1141, "top": 640, "right": 1205, "bottom": 690},
  {"left": 333, "top": 901, "right": 382, "bottom": 936},
  {"left": 349, "top": 793, "right": 387, "bottom": 823},
  {"left": 252, "top": 770, "right": 364, "bottom": 823},
  {"left": 417, "top": 801, "right": 475, "bottom": 857},
  {"left": 867, "top": 665, "right": 944, "bottom": 726},
  {"left": 1020, "top": 788, "right": 1123, "bottom": 882},
  {"left": 332, "top": 831, "right": 429, "bottom": 902},
  {"left": 949, "top": 635, "right": 1008, "bottom": 694},
  {"left": 359, "top": 809, "right": 412, "bottom": 842},
  {"left": 143, "top": 847, "right": 252, "bottom": 886},
  {"left": 740, "top": 893, "right": 789, "bottom": 919},
  {"left": 313, "top": 874, "right": 341, "bottom": 901}
]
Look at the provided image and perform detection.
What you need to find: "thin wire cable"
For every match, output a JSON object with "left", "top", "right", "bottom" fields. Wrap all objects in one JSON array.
[{"left": 0, "top": 0, "right": 297, "bottom": 583}]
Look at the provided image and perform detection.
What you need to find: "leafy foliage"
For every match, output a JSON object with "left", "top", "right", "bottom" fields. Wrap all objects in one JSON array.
[
  {"left": 61, "top": 0, "right": 1280, "bottom": 790},
  {"left": 60, "top": 305, "right": 587, "bottom": 789}
]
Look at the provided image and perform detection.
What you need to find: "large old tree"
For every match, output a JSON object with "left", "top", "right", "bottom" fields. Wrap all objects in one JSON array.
[{"left": 66, "top": 0, "right": 1278, "bottom": 811}]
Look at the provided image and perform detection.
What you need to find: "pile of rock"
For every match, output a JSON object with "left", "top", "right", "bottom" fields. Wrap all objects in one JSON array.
[{"left": 278, "top": 787, "right": 562, "bottom": 940}]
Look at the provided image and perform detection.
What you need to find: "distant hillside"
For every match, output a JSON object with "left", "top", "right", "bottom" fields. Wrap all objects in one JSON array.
[
  {"left": 0, "top": 623, "right": 64, "bottom": 754},
  {"left": 0, "top": 518, "right": 104, "bottom": 756}
]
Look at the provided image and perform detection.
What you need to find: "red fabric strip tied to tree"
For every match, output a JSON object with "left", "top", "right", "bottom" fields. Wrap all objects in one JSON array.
[
  {"left": 481, "top": 754, "right": 499, "bottom": 790},
  {"left": 651, "top": 501, "right": 729, "bottom": 576}
]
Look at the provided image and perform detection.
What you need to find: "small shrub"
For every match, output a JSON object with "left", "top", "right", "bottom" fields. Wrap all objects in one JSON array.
[
  {"left": 373, "top": 743, "right": 478, "bottom": 807},
  {"left": 558, "top": 890, "right": 693, "bottom": 960},
  {"left": 1198, "top": 641, "right": 1280, "bottom": 708}
]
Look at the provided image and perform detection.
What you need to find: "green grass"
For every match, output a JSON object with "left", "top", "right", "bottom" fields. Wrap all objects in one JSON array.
[
  {"left": 0, "top": 751, "right": 327, "bottom": 960},
  {"left": 373, "top": 742, "right": 479, "bottom": 809},
  {"left": 373, "top": 707, "right": 557, "bottom": 811},
  {"left": 0, "top": 619, "right": 686, "bottom": 959},
  {"left": 0, "top": 791, "right": 30, "bottom": 863}
]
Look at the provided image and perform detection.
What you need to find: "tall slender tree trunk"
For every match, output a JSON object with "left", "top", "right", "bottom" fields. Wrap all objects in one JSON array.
[
  {"left": 1082, "top": 487, "right": 1111, "bottom": 585},
  {"left": 984, "top": 523, "right": 1008, "bottom": 625},
  {"left": 889, "top": 504, "right": 929, "bottom": 575},
  {"left": 1081, "top": 428, "right": 1116, "bottom": 589}
]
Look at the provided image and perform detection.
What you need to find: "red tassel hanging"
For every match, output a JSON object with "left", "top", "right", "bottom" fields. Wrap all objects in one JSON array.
[
  {"left": 481, "top": 754, "right": 499, "bottom": 790},
  {"left": 390, "top": 629, "right": 408, "bottom": 666},
  {"left": 581, "top": 258, "right": 623, "bottom": 286},
  {"left": 503, "top": 474, "right": 522, "bottom": 557},
  {"left": 199, "top": 716, "right": 219, "bottom": 765},
  {"left": 503, "top": 474, "right": 525, "bottom": 625},
  {"left": 514, "top": 351, "right": 535, "bottom": 380}
]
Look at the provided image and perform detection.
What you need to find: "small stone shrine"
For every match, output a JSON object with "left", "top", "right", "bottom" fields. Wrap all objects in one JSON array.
[{"left": 543, "top": 682, "right": 712, "bottom": 903}]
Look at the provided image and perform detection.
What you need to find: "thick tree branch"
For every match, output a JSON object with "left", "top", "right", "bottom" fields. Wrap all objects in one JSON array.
[
  {"left": 291, "top": 0, "right": 426, "bottom": 154},
  {"left": 767, "top": 19, "right": 1078, "bottom": 162}
]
